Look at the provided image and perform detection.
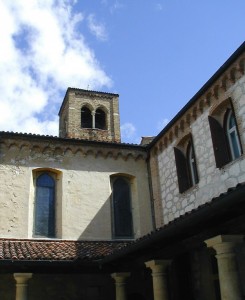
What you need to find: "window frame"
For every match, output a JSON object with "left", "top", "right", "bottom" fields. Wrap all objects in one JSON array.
[
  {"left": 81, "top": 106, "right": 93, "bottom": 128},
  {"left": 187, "top": 141, "right": 199, "bottom": 186},
  {"left": 111, "top": 175, "right": 134, "bottom": 239},
  {"left": 225, "top": 109, "right": 242, "bottom": 160},
  {"left": 209, "top": 100, "right": 242, "bottom": 168},
  {"left": 174, "top": 135, "right": 199, "bottom": 193},
  {"left": 95, "top": 108, "right": 107, "bottom": 130},
  {"left": 33, "top": 172, "right": 56, "bottom": 238}
]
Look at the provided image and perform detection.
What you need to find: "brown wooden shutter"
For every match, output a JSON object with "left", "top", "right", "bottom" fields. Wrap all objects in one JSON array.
[
  {"left": 174, "top": 147, "right": 190, "bottom": 193},
  {"left": 208, "top": 116, "right": 230, "bottom": 168}
]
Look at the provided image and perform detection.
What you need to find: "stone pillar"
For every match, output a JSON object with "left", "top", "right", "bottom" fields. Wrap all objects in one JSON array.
[
  {"left": 14, "top": 273, "right": 33, "bottom": 300},
  {"left": 92, "top": 111, "right": 95, "bottom": 129},
  {"left": 205, "top": 235, "right": 243, "bottom": 300},
  {"left": 111, "top": 272, "right": 130, "bottom": 300},
  {"left": 145, "top": 259, "right": 171, "bottom": 300}
]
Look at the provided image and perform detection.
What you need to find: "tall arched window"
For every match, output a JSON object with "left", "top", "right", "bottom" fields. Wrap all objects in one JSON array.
[
  {"left": 209, "top": 103, "right": 242, "bottom": 168},
  {"left": 34, "top": 173, "right": 55, "bottom": 237},
  {"left": 95, "top": 108, "right": 106, "bottom": 129},
  {"left": 111, "top": 177, "right": 133, "bottom": 239},
  {"left": 226, "top": 110, "right": 242, "bottom": 160},
  {"left": 174, "top": 135, "right": 199, "bottom": 193},
  {"left": 81, "top": 106, "right": 92, "bottom": 128}
]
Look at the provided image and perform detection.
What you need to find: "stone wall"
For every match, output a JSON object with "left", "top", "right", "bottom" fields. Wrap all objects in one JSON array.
[
  {"left": 0, "top": 136, "right": 152, "bottom": 240},
  {"left": 150, "top": 58, "right": 245, "bottom": 226}
]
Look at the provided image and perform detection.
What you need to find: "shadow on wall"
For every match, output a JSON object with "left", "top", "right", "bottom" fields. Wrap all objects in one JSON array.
[
  {"left": 28, "top": 273, "right": 115, "bottom": 300},
  {"left": 128, "top": 293, "right": 147, "bottom": 300},
  {"left": 78, "top": 196, "right": 112, "bottom": 240}
]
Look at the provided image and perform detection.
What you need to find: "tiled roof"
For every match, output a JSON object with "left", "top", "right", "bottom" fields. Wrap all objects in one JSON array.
[
  {"left": 1, "top": 183, "right": 244, "bottom": 264},
  {"left": 0, "top": 239, "right": 130, "bottom": 262},
  {"left": 102, "top": 182, "right": 245, "bottom": 263},
  {"left": 0, "top": 131, "right": 143, "bottom": 149}
]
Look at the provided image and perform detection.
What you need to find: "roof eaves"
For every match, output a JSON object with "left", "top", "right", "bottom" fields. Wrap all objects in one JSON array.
[
  {"left": 0, "top": 131, "right": 145, "bottom": 151},
  {"left": 147, "top": 41, "right": 245, "bottom": 149}
]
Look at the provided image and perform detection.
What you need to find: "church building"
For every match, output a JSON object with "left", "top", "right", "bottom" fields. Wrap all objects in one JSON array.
[{"left": 0, "top": 42, "right": 245, "bottom": 300}]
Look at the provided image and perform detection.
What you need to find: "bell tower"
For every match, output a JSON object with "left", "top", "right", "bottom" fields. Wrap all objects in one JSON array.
[{"left": 59, "top": 88, "right": 121, "bottom": 143}]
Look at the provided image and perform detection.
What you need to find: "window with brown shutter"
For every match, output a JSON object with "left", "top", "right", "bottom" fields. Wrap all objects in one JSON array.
[
  {"left": 209, "top": 104, "right": 242, "bottom": 168},
  {"left": 174, "top": 136, "right": 199, "bottom": 193},
  {"left": 174, "top": 147, "right": 191, "bottom": 193},
  {"left": 208, "top": 116, "right": 230, "bottom": 168}
]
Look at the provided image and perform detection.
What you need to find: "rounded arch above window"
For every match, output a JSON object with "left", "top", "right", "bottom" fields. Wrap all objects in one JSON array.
[
  {"left": 110, "top": 173, "right": 135, "bottom": 181},
  {"left": 32, "top": 168, "right": 62, "bottom": 177},
  {"left": 81, "top": 106, "right": 92, "bottom": 128},
  {"left": 175, "top": 132, "right": 192, "bottom": 153},
  {"left": 209, "top": 97, "right": 232, "bottom": 118},
  {"left": 36, "top": 173, "right": 55, "bottom": 187}
]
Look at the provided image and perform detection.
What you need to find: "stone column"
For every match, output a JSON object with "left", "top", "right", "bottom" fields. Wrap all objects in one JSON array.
[
  {"left": 111, "top": 272, "right": 130, "bottom": 300},
  {"left": 145, "top": 259, "right": 171, "bottom": 300},
  {"left": 205, "top": 235, "right": 243, "bottom": 300},
  {"left": 91, "top": 111, "right": 96, "bottom": 129},
  {"left": 14, "top": 273, "right": 33, "bottom": 300}
]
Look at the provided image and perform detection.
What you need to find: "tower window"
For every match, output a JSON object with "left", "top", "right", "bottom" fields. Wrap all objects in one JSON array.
[
  {"left": 34, "top": 173, "right": 55, "bottom": 237},
  {"left": 81, "top": 106, "right": 92, "bottom": 128},
  {"left": 95, "top": 108, "right": 106, "bottom": 129},
  {"left": 111, "top": 177, "right": 133, "bottom": 239}
]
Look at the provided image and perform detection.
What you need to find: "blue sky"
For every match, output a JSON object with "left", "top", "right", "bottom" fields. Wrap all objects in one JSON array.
[{"left": 0, "top": 1, "right": 244, "bottom": 143}]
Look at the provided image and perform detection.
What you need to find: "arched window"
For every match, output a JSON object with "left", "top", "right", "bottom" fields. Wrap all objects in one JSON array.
[
  {"left": 174, "top": 136, "right": 199, "bottom": 193},
  {"left": 111, "top": 177, "right": 133, "bottom": 239},
  {"left": 81, "top": 106, "right": 92, "bottom": 128},
  {"left": 95, "top": 108, "right": 106, "bottom": 129},
  {"left": 34, "top": 173, "right": 55, "bottom": 237},
  {"left": 209, "top": 104, "right": 242, "bottom": 168},
  {"left": 225, "top": 110, "right": 242, "bottom": 160}
]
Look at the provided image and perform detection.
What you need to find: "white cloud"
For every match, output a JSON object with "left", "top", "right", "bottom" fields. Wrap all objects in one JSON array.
[
  {"left": 155, "top": 3, "right": 164, "bottom": 11},
  {"left": 109, "top": 1, "right": 124, "bottom": 14},
  {"left": 0, "top": 0, "right": 112, "bottom": 136},
  {"left": 157, "top": 118, "right": 169, "bottom": 131},
  {"left": 121, "top": 122, "right": 140, "bottom": 144},
  {"left": 100, "top": 0, "right": 124, "bottom": 14},
  {"left": 87, "top": 14, "right": 108, "bottom": 41}
]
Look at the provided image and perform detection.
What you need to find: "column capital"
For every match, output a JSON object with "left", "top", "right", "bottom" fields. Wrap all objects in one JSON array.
[
  {"left": 145, "top": 260, "right": 171, "bottom": 300},
  {"left": 205, "top": 235, "right": 244, "bottom": 255},
  {"left": 205, "top": 235, "right": 243, "bottom": 300},
  {"left": 111, "top": 272, "right": 130, "bottom": 300},
  {"left": 14, "top": 273, "right": 33, "bottom": 284},
  {"left": 145, "top": 259, "right": 171, "bottom": 271},
  {"left": 111, "top": 272, "right": 130, "bottom": 283}
]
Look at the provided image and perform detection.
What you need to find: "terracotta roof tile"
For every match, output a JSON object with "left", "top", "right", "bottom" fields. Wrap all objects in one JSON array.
[{"left": 0, "top": 239, "right": 130, "bottom": 262}]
